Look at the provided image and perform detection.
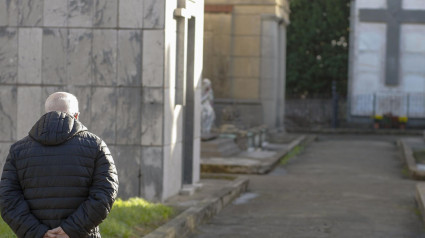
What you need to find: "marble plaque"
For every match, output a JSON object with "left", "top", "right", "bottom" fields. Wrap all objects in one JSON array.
[
  {"left": 403, "top": 74, "right": 425, "bottom": 93},
  {"left": 17, "top": 87, "right": 42, "bottom": 139},
  {"left": 93, "top": 0, "right": 118, "bottom": 28},
  {"left": 357, "top": 52, "right": 381, "bottom": 73},
  {"left": 116, "top": 88, "right": 142, "bottom": 145},
  {"left": 143, "top": 0, "right": 165, "bottom": 29},
  {"left": 19, "top": 0, "right": 43, "bottom": 26},
  {"left": 403, "top": 0, "right": 425, "bottom": 10},
  {"left": 117, "top": 30, "right": 142, "bottom": 86},
  {"left": 402, "top": 25, "right": 425, "bottom": 53},
  {"left": 0, "top": 28, "right": 18, "bottom": 84},
  {"left": 0, "top": 0, "right": 18, "bottom": 26},
  {"left": 111, "top": 145, "right": 141, "bottom": 199},
  {"left": 0, "top": 87, "right": 17, "bottom": 141},
  {"left": 141, "top": 146, "right": 163, "bottom": 201},
  {"left": 42, "top": 28, "right": 68, "bottom": 85},
  {"left": 44, "top": 0, "right": 68, "bottom": 27},
  {"left": 68, "top": 0, "right": 93, "bottom": 27},
  {"left": 93, "top": 30, "right": 117, "bottom": 86},
  {"left": 119, "top": 0, "right": 143, "bottom": 28},
  {"left": 142, "top": 30, "right": 164, "bottom": 87},
  {"left": 91, "top": 87, "right": 117, "bottom": 144},
  {"left": 68, "top": 29, "right": 93, "bottom": 85},
  {"left": 18, "top": 28, "right": 42, "bottom": 84},
  {"left": 401, "top": 54, "right": 425, "bottom": 74},
  {"left": 357, "top": 24, "right": 386, "bottom": 51}
]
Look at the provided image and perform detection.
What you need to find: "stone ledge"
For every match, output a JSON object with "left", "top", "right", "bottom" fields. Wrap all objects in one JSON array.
[
  {"left": 289, "top": 128, "right": 423, "bottom": 135},
  {"left": 143, "top": 178, "right": 249, "bottom": 238},
  {"left": 398, "top": 139, "right": 425, "bottom": 180},
  {"left": 416, "top": 183, "right": 425, "bottom": 226}
]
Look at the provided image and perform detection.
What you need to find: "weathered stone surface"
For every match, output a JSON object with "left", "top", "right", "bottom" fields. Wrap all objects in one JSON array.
[
  {"left": 234, "top": 15, "right": 261, "bottom": 35},
  {"left": 232, "top": 57, "right": 260, "bottom": 78},
  {"left": 141, "top": 146, "right": 163, "bottom": 201},
  {"left": 91, "top": 87, "right": 117, "bottom": 144},
  {"left": 163, "top": 143, "right": 182, "bottom": 199},
  {"left": 142, "top": 87, "right": 163, "bottom": 146},
  {"left": 68, "top": 0, "right": 93, "bottom": 27},
  {"left": 142, "top": 30, "right": 164, "bottom": 87},
  {"left": 0, "top": 87, "right": 17, "bottom": 141},
  {"left": 143, "top": 0, "right": 165, "bottom": 29},
  {"left": 233, "top": 36, "right": 260, "bottom": 57},
  {"left": 93, "top": 30, "right": 117, "bottom": 86},
  {"left": 116, "top": 87, "right": 142, "bottom": 145},
  {"left": 111, "top": 145, "right": 141, "bottom": 199},
  {"left": 17, "top": 87, "right": 42, "bottom": 139},
  {"left": 43, "top": 0, "right": 68, "bottom": 27},
  {"left": 42, "top": 28, "right": 67, "bottom": 85},
  {"left": 119, "top": 0, "right": 143, "bottom": 28},
  {"left": 19, "top": 0, "right": 43, "bottom": 26},
  {"left": 117, "top": 30, "right": 142, "bottom": 86},
  {"left": 0, "top": 0, "right": 18, "bottom": 26},
  {"left": 93, "top": 0, "right": 117, "bottom": 28},
  {"left": 0, "top": 28, "right": 18, "bottom": 84},
  {"left": 18, "top": 28, "right": 42, "bottom": 84},
  {"left": 67, "top": 29, "right": 93, "bottom": 85}
]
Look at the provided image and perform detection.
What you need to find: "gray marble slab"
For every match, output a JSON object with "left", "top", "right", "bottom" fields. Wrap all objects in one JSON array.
[
  {"left": 68, "top": 0, "right": 93, "bottom": 27},
  {"left": 93, "top": 0, "right": 117, "bottom": 28},
  {"left": 117, "top": 30, "right": 142, "bottom": 86},
  {"left": 18, "top": 28, "right": 42, "bottom": 84},
  {"left": 91, "top": 87, "right": 117, "bottom": 144},
  {"left": 0, "top": 142, "right": 13, "bottom": 177},
  {"left": 42, "top": 28, "right": 68, "bottom": 85},
  {"left": 0, "top": 28, "right": 18, "bottom": 84},
  {"left": 119, "top": 0, "right": 143, "bottom": 28},
  {"left": 142, "top": 30, "right": 164, "bottom": 87},
  {"left": 116, "top": 87, "right": 142, "bottom": 145},
  {"left": 67, "top": 29, "right": 93, "bottom": 85},
  {"left": 0, "top": 0, "right": 19, "bottom": 26},
  {"left": 93, "top": 30, "right": 117, "bottom": 86},
  {"left": 141, "top": 146, "right": 163, "bottom": 201},
  {"left": 143, "top": 0, "right": 165, "bottom": 29},
  {"left": 17, "top": 87, "right": 42, "bottom": 139},
  {"left": 43, "top": 0, "right": 68, "bottom": 27},
  {"left": 67, "top": 86, "right": 92, "bottom": 129},
  {"left": 0, "top": 87, "right": 17, "bottom": 141},
  {"left": 110, "top": 145, "right": 141, "bottom": 199},
  {"left": 19, "top": 0, "right": 43, "bottom": 26},
  {"left": 141, "top": 92, "right": 163, "bottom": 146}
]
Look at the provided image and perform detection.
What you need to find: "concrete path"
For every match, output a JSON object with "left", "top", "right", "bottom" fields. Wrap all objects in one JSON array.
[{"left": 190, "top": 135, "right": 425, "bottom": 238}]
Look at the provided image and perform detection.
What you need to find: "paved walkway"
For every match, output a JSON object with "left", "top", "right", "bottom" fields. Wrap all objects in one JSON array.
[{"left": 190, "top": 135, "right": 425, "bottom": 238}]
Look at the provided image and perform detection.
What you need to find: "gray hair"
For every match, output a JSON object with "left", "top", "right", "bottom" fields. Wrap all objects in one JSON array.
[{"left": 45, "top": 92, "right": 79, "bottom": 115}]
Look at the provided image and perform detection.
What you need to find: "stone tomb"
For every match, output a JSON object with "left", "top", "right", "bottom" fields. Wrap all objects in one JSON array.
[{"left": 348, "top": 0, "right": 425, "bottom": 122}]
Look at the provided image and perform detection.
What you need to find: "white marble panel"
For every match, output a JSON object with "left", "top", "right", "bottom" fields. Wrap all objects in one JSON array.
[
  {"left": 0, "top": 0, "right": 18, "bottom": 26},
  {"left": 116, "top": 88, "right": 142, "bottom": 145},
  {"left": 142, "top": 30, "right": 164, "bottom": 87},
  {"left": 93, "top": 30, "right": 117, "bottom": 86},
  {"left": 0, "top": 87, "right": 17, "bottom": 141},
  {"left": 193, "top": 87, "right": 201, "bottom": 139},
  {"left": 68, "top": 0, "right": 93, "bottom": 27},
  {"left": 17, "top": 87, "right": 42, "bottom": 139},
  {"left": 141, "top": 146, "right": 163, "bottom": 201},
  {"left": 93, "top": 0, "right": 117, "bottom": 28},
  {"left": 357, "top": 23, "right": 386, "bottom": 51},
  {"left": 401, "top": 54, "right": 425, "bottom": 74},
  {"left": 356, "top": 0, "right": 386, "bottom": 9},
  {"left": 163, "top": 88, "right": 172, "bottom": 146},
  {"left": 18, "top": 28, "right": 42, "bottom": 84},
  {"left": 353, "top": 72, "right": 380, "bottom": 95},
  {"left": 119, "top": 0, "right": 143, "bottom": 28},
  {"left": 67, "top": 29, "right": 93, "bottom": 85},
  {"left": 117, "top": 30, "right": 142, "bottom": 86},
  {"left": 141, "top": 87, "right": 164, "bottom": 146},
  {"left": 403, "top": 0, "right": 425, "bottom": 10},
  {"left": 143, "top": 0, "right": 165, "bottom": 29},
  {"left": 91, "top": 87, "right": 117, "bottom": 144},
  {"left": 44, "top": 0, "right": 68, "bottom": 27},
  {"left": 162, "top": 143, "right": 182, "bottom": 200},
  {"left": 357, "top": 52, "right": 381, "bottom": 72},
  {"left": 19, "top": 0, "right": 43, "bottom": 26},
  {"left": 192, "top": 138, "right": 200, "bottom": 183},
  {"left": 111, "top": 145, "right": 141, "bottom": 199},
  {"left": 401, "top": 25, "right": 425, "bottom": 53},
  {"left": 42, "top": 28, "right": 68, "bottom": 85},
  {"left": 0, "top": 28, "right": 18, "bottom": 84},
  {"left": 403, "top": 74, "right": 425, "bottom": 93}
]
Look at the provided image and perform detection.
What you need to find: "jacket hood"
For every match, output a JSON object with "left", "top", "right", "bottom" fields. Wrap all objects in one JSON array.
[{"left": 29, "top": 111, "right": 87, "bottom": 146}]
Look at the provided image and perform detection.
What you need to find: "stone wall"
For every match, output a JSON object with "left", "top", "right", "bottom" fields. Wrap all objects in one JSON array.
[{"left": 0, "top": 0, "right": 203, "bottom": 202}]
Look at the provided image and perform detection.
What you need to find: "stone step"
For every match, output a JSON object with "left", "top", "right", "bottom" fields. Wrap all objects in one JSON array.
[{"left": 201, "top": 138, "right": 240, "bottom": 158}]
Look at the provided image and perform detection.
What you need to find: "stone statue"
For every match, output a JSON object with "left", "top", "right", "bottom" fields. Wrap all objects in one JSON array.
[{"left": 201, "top": 78, "right": 216, "bottom": 137}]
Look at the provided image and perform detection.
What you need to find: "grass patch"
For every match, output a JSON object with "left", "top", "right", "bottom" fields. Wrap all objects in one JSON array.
[
  {"left": 0, "top": 197, "right": 174, "bottom": 238},
  {"left": 280, "top": 145, "right": 304, "bottom": 165}
]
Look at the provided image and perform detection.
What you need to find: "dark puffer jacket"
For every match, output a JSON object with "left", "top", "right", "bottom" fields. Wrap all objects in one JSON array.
[{"left": 0, "top": 111, "right": 119, "bottom": 238}]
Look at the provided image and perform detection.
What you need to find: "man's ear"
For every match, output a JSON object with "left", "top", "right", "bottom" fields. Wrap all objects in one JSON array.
[{"left": 74, "top": 112, "right": 79, "bottom": 120}]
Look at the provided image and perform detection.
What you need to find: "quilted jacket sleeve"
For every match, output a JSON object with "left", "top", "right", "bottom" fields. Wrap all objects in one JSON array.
[
  {"left": 61, "top": 141, "right": 119, "bottom": 237},
  {"left": 0, "top": 152, "right": 50, "bottom": 238}
]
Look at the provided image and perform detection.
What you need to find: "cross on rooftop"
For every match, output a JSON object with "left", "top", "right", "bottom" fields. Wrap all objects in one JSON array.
[{"left": 359, "top": 0, "right": 425, "bottom": 86}]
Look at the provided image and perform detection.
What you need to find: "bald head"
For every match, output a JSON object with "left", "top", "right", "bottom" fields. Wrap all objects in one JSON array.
[{"left": 45, "top": 92, "right": 79, "bottom": 118}]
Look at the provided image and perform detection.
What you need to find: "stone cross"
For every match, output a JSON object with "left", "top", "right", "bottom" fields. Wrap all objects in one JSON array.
[{"left": 359, "top": 0, "right": 425, "bottom": 85}]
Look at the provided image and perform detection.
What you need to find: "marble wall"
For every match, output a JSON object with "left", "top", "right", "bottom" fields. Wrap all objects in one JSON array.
[{"left": 0, "top": 0, "right": 202, "bottom": 202}]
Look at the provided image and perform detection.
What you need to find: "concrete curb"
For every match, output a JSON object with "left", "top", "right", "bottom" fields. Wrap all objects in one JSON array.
[
  {"left": 397, "top": 139, "right": 425, "bottom": 180},
  {"left": 143, "top": 178, "right": 249, "bottom": 238},
  {"left": 416, "top": 183, "right": 425, "bottom": 226},
  {"left": 288, "top": 128, "right": 423, "bottom": 135}
]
